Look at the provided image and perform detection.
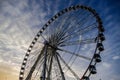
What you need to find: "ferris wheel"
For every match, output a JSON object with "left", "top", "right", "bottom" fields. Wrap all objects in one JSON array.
[{"left": 19, "top": 5, "right": 105, "bottom": 80}]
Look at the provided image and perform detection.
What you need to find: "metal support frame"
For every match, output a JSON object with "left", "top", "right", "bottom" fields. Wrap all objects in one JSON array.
[
  {"left": 55, "top": 53, "right": 65, "bottom": 80},
  {"left": 41, "top": 45, "right": 48, "bottom": 80},
  {"left": 47, "top": 52, "right": 54, "bottom": 80},
  {"left": 25, "top": 46, "right": 45, "bottom": 80}
]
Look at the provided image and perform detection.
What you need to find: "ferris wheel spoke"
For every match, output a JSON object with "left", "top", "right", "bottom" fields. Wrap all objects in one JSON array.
[
  {"left": 57, "top": 53, "right": 80, "bottom": 80},
  {"left": 61, "top": 23, "right": 97, "bottom": 43},
  {"left": 37, "top": 41, "right": 44, "bottom": 44},
  {"left": 63, "top": 13, "right": 92, "bottom": 34},
  {"left": 59, "top": 38, "right": 96, "bottom": 47},
  {"left": 53, "top": 12, "right": 91, "bottom": 43},
  {"left": 57, "top": 48, "right": 91, "bottom": 61},
  {"left": 52, "top": 14, "right": 94, "bottom": 46},
  {"left": 58, "top": 11, "right": 85, "bottom": 32},
  {"left": 41, "top": 34, "right": 48, "bottom": 42},
  {"left": 62, "top": 10, "right": 90, "bottom": 30},
  {"left": 58, "top": 23, "right": 97, "bottom": 45},
  {"left": 57, "top": 12, "right": 72, "bottom": 31},
  {"left": 48, "top": 12, "right": 72, "bottom": 41}
]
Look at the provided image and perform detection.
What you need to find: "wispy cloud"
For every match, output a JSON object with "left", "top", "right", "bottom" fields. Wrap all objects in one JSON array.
[
  {"left": 0, "top": 0, "right": 47, "bottom": 66},
  {"left": 0, "top": 0, "right": 120, "bottom": 80},
  {"left": 112, "top": 56, "right": 120, "bottom": 60}
]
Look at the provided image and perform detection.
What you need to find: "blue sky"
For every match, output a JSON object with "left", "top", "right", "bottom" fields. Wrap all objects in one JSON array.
[{"left": 0, "top": 0, "right": 120, "bottom": 80}]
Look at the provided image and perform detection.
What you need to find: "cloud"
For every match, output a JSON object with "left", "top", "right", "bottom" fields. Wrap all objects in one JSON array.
[
  {"left": 0, "top": 0, "right": 45, "bottom": 68},
  {"left": 112, "top": 56, "right": 120, "bottom": 60},
  {"left": 0, "top": 0, "right": 120, "bottom": 80},
  {"left": 102, "top": 62, "right": 111, "bottom": 68},
  {"left": 0, "top": 0, "right": 58, "bottom": 78}
]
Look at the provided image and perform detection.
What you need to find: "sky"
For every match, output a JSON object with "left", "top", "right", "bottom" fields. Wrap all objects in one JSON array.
[{"left": 0, "top": 0, "right": 120, "bottom": 80}]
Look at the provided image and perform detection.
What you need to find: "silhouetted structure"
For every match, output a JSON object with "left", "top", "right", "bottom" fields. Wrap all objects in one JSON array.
[{"left": 19, "top": 5, "right": 105, "bottom": 80}]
